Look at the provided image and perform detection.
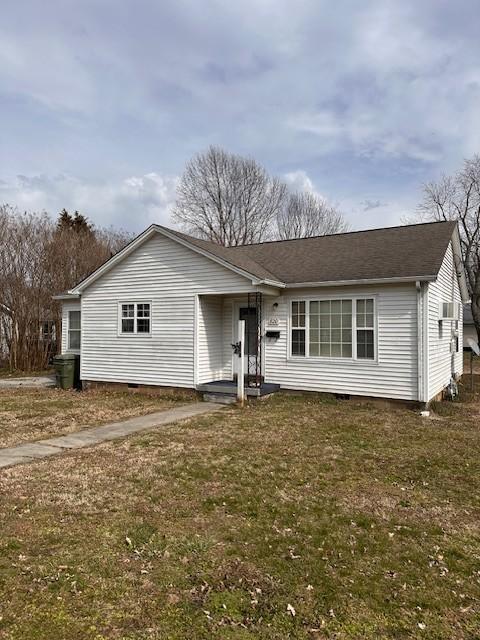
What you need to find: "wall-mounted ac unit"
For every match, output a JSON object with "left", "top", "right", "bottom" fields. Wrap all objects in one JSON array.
[{"left": 438, "top": 302, "right": 459, "bottom": 321}]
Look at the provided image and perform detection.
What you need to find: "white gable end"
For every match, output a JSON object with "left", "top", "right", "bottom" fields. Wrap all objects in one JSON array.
[{"left": 80, "top": 232, "right": 257, "bottom": 387}]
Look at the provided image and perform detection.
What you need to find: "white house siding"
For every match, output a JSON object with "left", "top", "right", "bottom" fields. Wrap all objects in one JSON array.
[
  {"left": 79, "top": 232, "right": 255, "bottom": 387},
  {"left": 197, "top": 296, "right": 228, "bottom": 383},
  {"left": 427, "top": 243, "right": 463, "bottom": 400},
  {"left": 223, "top": 299, "right": 234, "bottom": 378},
  {"left": 61, "top": 300, "right": 81, "bottom": 354},
  {"left": 263, "top": 284, "right": 419, "bottom": 400}
]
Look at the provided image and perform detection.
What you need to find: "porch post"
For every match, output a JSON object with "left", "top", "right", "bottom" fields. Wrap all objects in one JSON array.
[{"left": 238, "top": 319, "right": 245, "bottom": 405}]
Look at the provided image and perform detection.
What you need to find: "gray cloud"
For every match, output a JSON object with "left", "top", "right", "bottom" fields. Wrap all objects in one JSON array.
[
  {"left": 0, "top": 173, "right": 178, "bottom": 231},
  {"left": 1, "top": 0, "right": 479, "bottom": 231},
  {"left": 362, "top": 199, "right": 387, "bottom": 212}
]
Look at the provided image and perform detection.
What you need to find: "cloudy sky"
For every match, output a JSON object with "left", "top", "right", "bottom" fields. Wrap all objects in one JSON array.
[{"left": 1, "top": 0, "right": 479, "bottom": 233}]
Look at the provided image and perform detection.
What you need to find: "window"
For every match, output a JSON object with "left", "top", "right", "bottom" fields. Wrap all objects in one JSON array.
[
  {"left": 120, "top": 302, "right": 151, "bottom": 335},
  {"left": 290, "top": 298, "right": 375, "bottom": 360},
  {"left": 291, "top": 301, "right": 306, "bottom": 355},
  {"left": 68, "top": 310, "right": 81, "bottom": 350},
  {"left": 439, "top": 302, "right": 458, "bottom": 320},
  {"left": 310, "top": 299, "right": 352, "bottom": 358},
  {"left": 356, "top": 299, "right": 375, "bottom": 359}
]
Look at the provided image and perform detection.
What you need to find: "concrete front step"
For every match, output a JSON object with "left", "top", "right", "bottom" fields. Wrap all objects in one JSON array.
[{"left": 203, "top": 392, "right": 237, "bottom": 405}]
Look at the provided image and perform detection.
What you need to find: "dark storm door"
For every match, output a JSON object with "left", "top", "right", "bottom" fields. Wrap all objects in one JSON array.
[{"left": 239, "top": 307, "right": 258, "bottom": 357}]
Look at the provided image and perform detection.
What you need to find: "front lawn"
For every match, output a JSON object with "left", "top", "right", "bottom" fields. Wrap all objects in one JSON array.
[
  {"left": 0, "top": 379, "right": 479, "bottom": 639},
  {"left": 0, "top": 387, "right": 194, "bottom": 448}
]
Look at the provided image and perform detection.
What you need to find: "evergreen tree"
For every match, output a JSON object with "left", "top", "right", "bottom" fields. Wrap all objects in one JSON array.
[{"left": 56, "top": 209, "right": 93, "bottom": 234}]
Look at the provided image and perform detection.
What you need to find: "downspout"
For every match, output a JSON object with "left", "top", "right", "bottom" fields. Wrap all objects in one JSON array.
[
  {"left": 450, "top": 257, "right": 457, "bottom": 381},
  {"left": 416, "top": 281, "right": 423, "bottom": 403},
  {"left": 446, "top": 255, "right": 459, "bottom": 398},
  {"left": 416, "top": 281, "right": 429, "bottom": 404}
]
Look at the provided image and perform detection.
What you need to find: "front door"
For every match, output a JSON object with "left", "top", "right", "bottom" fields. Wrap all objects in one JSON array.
[
  {"left": 233, "top": 305, "right": 262, "bottom": 383},
  {"left": 239, "top": 307, "right": 258, "bottom": 357}
]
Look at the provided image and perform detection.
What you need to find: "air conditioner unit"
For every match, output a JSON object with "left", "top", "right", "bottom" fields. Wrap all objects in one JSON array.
[{"left": 438, "top": 302, "right": 459, "bottom": 321}]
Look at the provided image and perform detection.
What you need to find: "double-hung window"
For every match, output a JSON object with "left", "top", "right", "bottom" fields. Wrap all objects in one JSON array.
[
  {"left": 68, "top": 310, "right": 81, "bottom": 350},
  {"left": 290, "top": 298, "right": 375, "bottom": 360},
  {"left": 120, "top": 302, "right": 151, "bottom": 335},
  {"left": 291, "top": 301, "right": 306, "bottom": 356},
  {"left": 355, "top": 299, "right": 375, "bottom": 359}
]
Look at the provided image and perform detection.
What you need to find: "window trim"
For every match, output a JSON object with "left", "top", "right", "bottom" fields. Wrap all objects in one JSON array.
[
  {"left": 117, "top": 301, "right": 152, "bottom": 336},
  {"left": 288, "top": 295, "right": 378, "bottom": 363},
  {"left": 354, "top": 298, "right": 376, "bottom": 360},
  {"left": 67, "top": 310, "right": 81, "bottom": 351}
]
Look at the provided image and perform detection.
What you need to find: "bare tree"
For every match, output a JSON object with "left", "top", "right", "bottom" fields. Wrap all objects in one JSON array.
[
  {"left": 276, "top": 191, "right": 349, "bottom": 240},
  {"left": 0, "top": 205, "right": 131, "bottom": 371},
  {"left": 418, "top": 155, "right": 480, "bottom": 341},
  {"left": 173, "top": 146, "right": 288, "bottom": 246}
]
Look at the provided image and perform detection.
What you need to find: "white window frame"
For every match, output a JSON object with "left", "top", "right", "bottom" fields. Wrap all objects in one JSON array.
[
  {"left": 68, "top": 310, "right": 81, "bottom": 351},
  {"left": 354, "top": 298, "right": 376, "bottom": 360},
  {"left": 291, "top": 300, "right": 306, "bottom": 356},
  {"left": 288, "top": 295, "right": 377, "bottom": 362},
  {"left": 118, "top": 301, "right": 152, "bottom": 336}
]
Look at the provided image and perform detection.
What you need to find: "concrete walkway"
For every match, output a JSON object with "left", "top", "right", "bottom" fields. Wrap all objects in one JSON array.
[
  {"left": 0, "top": 375, "right": 56, "bottom": 389},
  {"left": 0, "top": 402, "right": 224, "bottom": 470}
]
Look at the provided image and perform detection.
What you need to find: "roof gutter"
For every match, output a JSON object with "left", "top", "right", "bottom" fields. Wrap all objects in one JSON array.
[
  {"left": 254, "top": 278, "right": 286, "bottom": 288},
  {"left": 52, "top": 293, "right": 80, "bottom": 300},
  {"left": 284, "top": 275, "right": 438, "bottom": 289}
]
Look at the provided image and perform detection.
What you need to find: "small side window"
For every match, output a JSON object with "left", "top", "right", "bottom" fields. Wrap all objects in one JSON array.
[
  {"left": 68, "top": 310, "right": 81, "bottom": 350},
  {"left": 356, "top": 299, "right": 375, "bottom": 359},
  {"left": 291, "top": 301, "right": 306, "bottom": 356}
]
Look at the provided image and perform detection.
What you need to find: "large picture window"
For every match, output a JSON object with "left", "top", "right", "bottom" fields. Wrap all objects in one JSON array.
[
  {"left": 290, "top": 298, "right": 375, "bottom": 360},
  {"left": 119, "top": 302, "right": 151, "bottom": 335}
]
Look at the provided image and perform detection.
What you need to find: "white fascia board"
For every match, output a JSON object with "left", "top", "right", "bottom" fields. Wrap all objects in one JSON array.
[
  {"left": 255, "top": 278, "right": 286, "bottom": 288},
  {"left": 284, "top": 275, "right": 437, "bottom": 289},
  {"left": 52, "top": 293, "right": 81, "bottom": 300}
]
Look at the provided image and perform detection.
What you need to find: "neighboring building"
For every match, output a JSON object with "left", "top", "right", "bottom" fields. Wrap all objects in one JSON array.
[
  {"left": 55, "top": 221, "right": 469, "bottom": 404},
  {"left": 0, "top": 304, "right": 57, "bottom": 367},
  {"left": 463, "top": 305, "right": 478, "bottom": 348}
]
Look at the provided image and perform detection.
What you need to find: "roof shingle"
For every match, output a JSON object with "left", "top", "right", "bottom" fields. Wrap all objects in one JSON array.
[{"left": 163, "top": 221, "right": 457, "bottom": 285}]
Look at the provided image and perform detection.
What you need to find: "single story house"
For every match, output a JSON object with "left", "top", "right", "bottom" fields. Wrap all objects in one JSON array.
[{"left": 55, "top": 220, "right": 469, "bottom": 404}]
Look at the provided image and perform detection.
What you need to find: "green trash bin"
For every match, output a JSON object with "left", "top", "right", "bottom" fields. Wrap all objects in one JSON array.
[{"left": 53, "top": 353, "right": 80, "bottom": 390}]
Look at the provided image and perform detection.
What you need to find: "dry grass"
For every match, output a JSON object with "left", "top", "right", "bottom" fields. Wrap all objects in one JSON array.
[
  {"left": 0, "top": 387, "right": 194, "bottom": 447},
  {"left": 0, "top": 377, "right": 479, "bottom": 639},
  {"left": 464, "top": 350, "right": 480, "bottom": 374},
  {"left": 0, "top": 368, "right": 54, "bottom": 378}
]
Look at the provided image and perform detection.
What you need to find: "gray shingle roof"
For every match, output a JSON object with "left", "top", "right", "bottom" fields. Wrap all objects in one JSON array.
[{"left": 163, "top": 221, "right": 457, "bottom": 285}]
